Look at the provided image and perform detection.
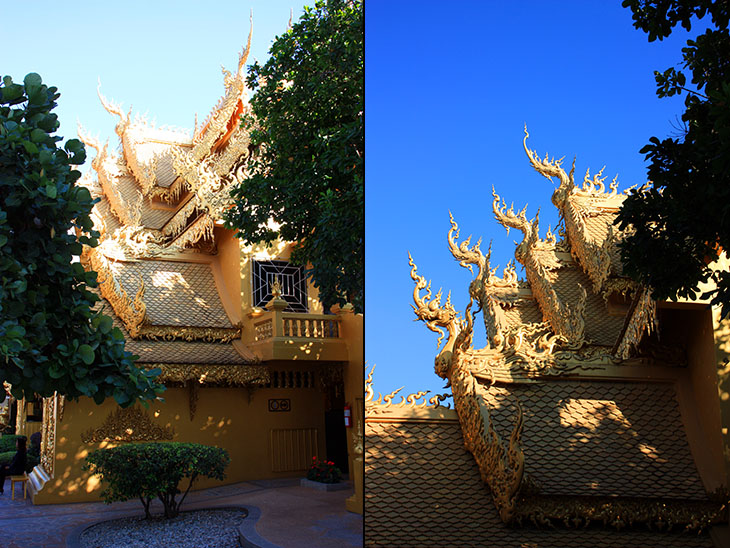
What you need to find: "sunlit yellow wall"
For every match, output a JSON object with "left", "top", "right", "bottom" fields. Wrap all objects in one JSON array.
[
  {"left": 34, "top": 377, "right": 326, "bottom": 504},
  {"left": 338, "top": 309, "right": 363, "bottom": 514},
  {"left": 714, "top": 307, "right": 730, "bottom": 487},
  {"left": 661, "top": 306, "right": 726, "bottom": 490},
  {"left": 214, "top": 227, "right": 243, "bottom": 318}
]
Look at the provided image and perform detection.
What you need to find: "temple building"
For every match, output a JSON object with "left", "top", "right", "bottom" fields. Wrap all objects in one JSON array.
[
  {"left": 366, "top": 130, "right": 730, "bottom": 545},
  {"left": 9, "top": 29, "right": 363, "bottom": 512}
]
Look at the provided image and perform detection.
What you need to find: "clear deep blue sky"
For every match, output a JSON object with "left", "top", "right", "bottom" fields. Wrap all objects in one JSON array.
[{"left": 365, "top": 1, "right": 698, "bottom": 399}]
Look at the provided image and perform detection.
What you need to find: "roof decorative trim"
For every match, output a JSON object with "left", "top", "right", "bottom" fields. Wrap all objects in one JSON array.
[
  {"left": 364, "top": 365, "right": 452, "bottom": 418},
  {"left": 90, "top": 250, "right": 147, "bottom": 338},
  {"left": 146, "top": 363, "right": 269, "bottom": 387},
  {"left": 135, "top": 324, "right": 241, "bottom": 344},
  {"left": 514, "top": 494, "right": 724, "bottom": 533},
  {"left": 491, "top": 190, "right": 587, "bottom": 346},
  {"left": 523, "top": 127, "right": 624, "bottom": 294},
  {"left": 192, "top": 18, "right": 253, "bottom": 160},
  {"left": 614, "top": 287, "right": 657, "bottom": 359}
]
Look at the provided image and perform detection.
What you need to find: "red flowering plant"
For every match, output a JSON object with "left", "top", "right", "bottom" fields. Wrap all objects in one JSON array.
[{"left": 307, "top": 456, "right": 342, "bottom": 484}]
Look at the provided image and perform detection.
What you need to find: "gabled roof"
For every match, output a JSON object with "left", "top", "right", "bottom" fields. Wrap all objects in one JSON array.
[
  {"left": 77, "top": 32, "right": 264, "bottom": 370},
  {"left": 387, "top": 134, "right": 727, "bottom": 540}
]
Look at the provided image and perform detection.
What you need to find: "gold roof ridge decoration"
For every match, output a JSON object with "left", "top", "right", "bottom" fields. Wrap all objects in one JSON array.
[
  {"left": 365, "top": 365, "right": 453, "bottom": 417},
  {"left": 408, "top": 131, "right": 723, "bottom": 532}
]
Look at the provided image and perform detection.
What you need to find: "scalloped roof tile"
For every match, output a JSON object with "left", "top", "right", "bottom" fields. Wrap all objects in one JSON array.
[{"left": 366, "top": 418, "right": 713, "bottom": 547}]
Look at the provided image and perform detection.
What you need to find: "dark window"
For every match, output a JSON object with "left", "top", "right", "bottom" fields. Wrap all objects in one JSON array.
[{"left": 252, "top": 260, "right": 308, "bottom": 312}]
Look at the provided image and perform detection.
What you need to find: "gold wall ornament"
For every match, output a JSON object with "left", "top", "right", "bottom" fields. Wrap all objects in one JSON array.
[
  {"left": 213, "top": 125, "right": 252, "bottom": 177},
  {"left": 170, "top": 214, "right": 216, "bottom": 250},
  {"left": 270, "top": 277, "right": 282, "bottom": 298},
  {"left": 91, "top": 144, "right": 139, "bottom": 228},
  {"left": 145, "top": 364, "right": 268, "bottom": 387},
  {"left": 352, "top": 419, "right": 363, "bottom": 456},
  {"left": 522, "top": 128, "right": 626, "bottom": 296},
  {"left": 40, "top": 394, "right": 58, "bottom": 477},
  {"left": 81, "top": 406, "right": 174, "bottom": 443}
]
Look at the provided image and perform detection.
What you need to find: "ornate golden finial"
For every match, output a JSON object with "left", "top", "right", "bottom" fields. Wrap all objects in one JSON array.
[
  {"left": 270, "top": 277, "right": 282, "bottom": 298},
  {"left": 288, "top": 8, "right": 294, "bottom": 30},
  {"left": 76, "top": 121, "right": 102, "bottom": 154},
  {"left": 523, "top": 125, "right": 575, "bottom": 209},
  {"left": 237, "top": 12, "right": 254, "bottom": 74},
  {"left": 97, "top": 79, "right": 128, "bottom": 123}
]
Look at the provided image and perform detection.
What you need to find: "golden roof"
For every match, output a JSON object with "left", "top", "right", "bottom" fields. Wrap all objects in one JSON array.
[
  {"left": 384, "top": 133, "right": 727, "bottom": 539},
  {"left": 78, "top": 34, "right": 263, "bottom": 364}
]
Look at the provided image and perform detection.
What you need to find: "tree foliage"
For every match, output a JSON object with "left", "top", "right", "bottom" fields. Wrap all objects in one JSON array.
[
  {"left": 616, "top": 1, "right": 730, "bottom": 313},
  {"left": 85, "top": 442, "right": 230, "bottom": 519},
  {"left": 225, "top": 0, "right": 363, "bottom": 312},
  {"left": 0, "top": 74, "right": 164, "bottom": 404}
]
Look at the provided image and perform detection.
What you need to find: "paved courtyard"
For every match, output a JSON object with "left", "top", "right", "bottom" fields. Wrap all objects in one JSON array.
[{"left": 0, "top": 477, "right": 362, "bottom": 548}]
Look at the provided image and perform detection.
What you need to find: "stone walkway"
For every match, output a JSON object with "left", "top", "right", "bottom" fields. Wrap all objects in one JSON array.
[{"left": 0, "top": 477, "right": 362, "bottom": 548}]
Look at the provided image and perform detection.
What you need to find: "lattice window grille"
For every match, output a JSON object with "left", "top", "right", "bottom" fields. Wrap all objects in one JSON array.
[{"left": 252, "top": 260, "right": 308, "bottom": 312}]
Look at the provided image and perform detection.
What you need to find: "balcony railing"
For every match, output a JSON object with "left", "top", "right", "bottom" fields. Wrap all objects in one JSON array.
[{"left": 254, "top": 312, "right": 341, "bottom": 342}]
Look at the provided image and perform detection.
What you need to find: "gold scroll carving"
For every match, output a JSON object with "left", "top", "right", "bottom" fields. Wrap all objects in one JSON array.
[
  {"left": 81, "top": 406, "right": 174, "bottom": 443},
  {"left": 146, "top": 364, "right": 268, "bottom": 387}
]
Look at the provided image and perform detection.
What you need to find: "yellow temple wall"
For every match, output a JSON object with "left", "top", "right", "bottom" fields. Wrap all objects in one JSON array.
[
  {"left": 339, "top": 309, "right": 364, "bottom": 514},
  {"left": 213, "top": 227, "right": 243, "bottom": 320},
  {"left": 34, "top": 380, "right": 326, "bottom": 504}
]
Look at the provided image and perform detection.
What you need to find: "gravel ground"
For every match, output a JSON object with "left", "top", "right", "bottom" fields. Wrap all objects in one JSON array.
[{"left": 79, "top": 508, "right": 248, "bottom": 548}]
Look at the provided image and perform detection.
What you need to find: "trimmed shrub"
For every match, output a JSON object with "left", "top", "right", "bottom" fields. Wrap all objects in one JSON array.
[
  {"left": 0, "top": 448, "right": 37, "bottom": 473},
  {"left": 85, "top": 442, "right": 229, "bottom": 519},
  {"left": 0, "top": 435, "right": 25, "bottom": 454}
]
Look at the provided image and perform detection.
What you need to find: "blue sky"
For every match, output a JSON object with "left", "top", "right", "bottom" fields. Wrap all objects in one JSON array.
[
  {"left": 3, "top": 1, "right": 308, "bottom": 157},
  {"left": 365, "top": 1, "right": 697, "bottom": 399}
]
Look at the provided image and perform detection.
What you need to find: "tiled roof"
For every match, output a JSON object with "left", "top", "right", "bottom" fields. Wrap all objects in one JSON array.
[
  {"left": 110, "top": 260, "right": 233, "bottom": 328},
  {"left": 365, "top": 418, "right": 714, "bottom": 547},
  {"left": 484, "top": 381, "right": 707, "bottom": 500},
  {"left": 139, "top": 200, "right": 177, "bottom": 229},
  {"left": 551, "top": 266, "right": 624, "bottom": 346},
  {"left": 95, "top": 296, "right": 256, "bottom": 365},
  {"left": 498, "top": 297, "right": 543, "bottom": 329}
]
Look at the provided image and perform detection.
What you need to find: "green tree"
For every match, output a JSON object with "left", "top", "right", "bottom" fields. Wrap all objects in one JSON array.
[
  {"left": 0, "top": 73, "right": 164, "bottom": 404},
  {"left": 85, "top": 442, "right": 230, "bottom": 519},
  {"left": 225, "top": 0, "right": 364, "bottom": 312},
  {"left": 616, "top": 1, "right": 730, "bottom": 313}
]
